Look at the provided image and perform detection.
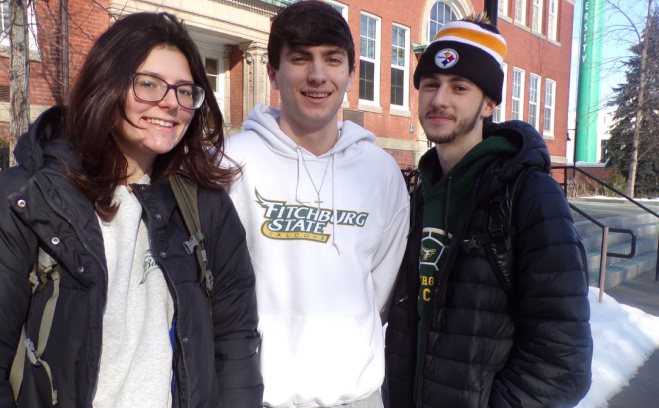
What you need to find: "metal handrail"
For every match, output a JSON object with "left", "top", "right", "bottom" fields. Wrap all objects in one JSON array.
[
  {"left": 554, "top": 164, "right": 659, "bottom": 285},
  {"left": 570, "top": 203, "right": 636, "bottom": 259},
  {"left": 570, "top": 202, "right": 637, "bottom": 303}
]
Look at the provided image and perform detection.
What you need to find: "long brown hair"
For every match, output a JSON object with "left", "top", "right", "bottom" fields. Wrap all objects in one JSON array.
[{"left": 67, "top": 12, "right": 238, "bottom": 221}]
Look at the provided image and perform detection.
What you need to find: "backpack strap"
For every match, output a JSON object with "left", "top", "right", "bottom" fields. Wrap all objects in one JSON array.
[
  {"left": 168, "top": 173, "right": 214, "bottom": 292},
  {"left": 10, "top": 248, "right": 61, "bottom": 405},
  {"left": 461, "top": 166, "right": 534, "bottom": 299},
  {"left": 9, "top": 329, "right": 27, "bottom": 402}
]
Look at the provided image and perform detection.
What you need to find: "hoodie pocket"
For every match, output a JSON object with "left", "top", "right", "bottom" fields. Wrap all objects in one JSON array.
[{"left": 258, "top": 314, "right": 377, "bottom": 406}]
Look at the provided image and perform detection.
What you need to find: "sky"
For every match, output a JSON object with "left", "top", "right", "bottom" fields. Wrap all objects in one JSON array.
[
  {"left": 576, "top": 287, "right": 659, "bottom": 408},
  {"left": 568, "top": 0, "right": 653, "bottom": 114}
]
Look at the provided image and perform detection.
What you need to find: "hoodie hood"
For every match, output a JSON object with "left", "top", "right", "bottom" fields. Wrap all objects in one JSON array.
[
  {"left": 242, "top": 104, "right": 376, "bottom": 159},
  {"left": 14, "top": 105, "right": 79, "bottom": 178},
  {"left": 483, "top": 119, "right": 551, "bottom": 183}
]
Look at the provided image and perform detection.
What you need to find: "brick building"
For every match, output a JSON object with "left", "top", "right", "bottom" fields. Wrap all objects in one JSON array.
[
  {"left": 0, "top": 0, "right": 574, "bottom": 171},
  {"left": 320, "top": 0, "right": 575, "bottom": 169},
  {"left": 0, "top": 0, "right": 283, "bottom": 143}
]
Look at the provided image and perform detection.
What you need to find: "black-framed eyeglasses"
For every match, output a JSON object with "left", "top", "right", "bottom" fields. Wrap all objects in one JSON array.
[{"left": 130, "top": 73, "right": 205, "bottom": 110}]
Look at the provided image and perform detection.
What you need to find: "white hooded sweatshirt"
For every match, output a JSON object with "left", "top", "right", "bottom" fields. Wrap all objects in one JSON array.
[{"left": 225, "top": 104, "right": 409, "bottom": 408}]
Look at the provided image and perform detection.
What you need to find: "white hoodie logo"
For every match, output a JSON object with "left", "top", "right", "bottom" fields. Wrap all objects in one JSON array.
[{"left": 255, "top": 190, "right": 369, "bottom": 243}]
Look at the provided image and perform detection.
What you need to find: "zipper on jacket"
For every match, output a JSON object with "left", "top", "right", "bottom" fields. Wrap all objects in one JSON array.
[
  {"left": 34, "top": 178, "right": 109, "bottom": 310},
  {"left": 415, "top": 182, "right": 483, "bottom": 408},
  {"left": 34, "top": 177, "right": 111, "bottom": 406},
  {"left": 134, "top": 187, "right": 192, "bottom": 408}
]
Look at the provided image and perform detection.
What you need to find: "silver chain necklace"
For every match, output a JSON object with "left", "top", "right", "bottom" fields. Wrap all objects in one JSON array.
[{"left": 297, "top": 136, "right": 338, "bottom": 210}]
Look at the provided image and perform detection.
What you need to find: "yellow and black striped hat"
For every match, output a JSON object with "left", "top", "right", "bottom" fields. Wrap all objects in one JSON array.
[{"left": 413, "top": 16, "right": 507, "bottom": 104}]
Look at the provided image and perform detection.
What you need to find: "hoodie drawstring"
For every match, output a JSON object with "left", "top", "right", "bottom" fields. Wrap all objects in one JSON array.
[
  {"left": 445, "top": 176, "right": 452, "bottom": 228},
  {"left": 295, "top": 146, "right": 305, "bottom": 205},
  {"left": 331, "top": 152, "right": 341, "bottom": 255}
]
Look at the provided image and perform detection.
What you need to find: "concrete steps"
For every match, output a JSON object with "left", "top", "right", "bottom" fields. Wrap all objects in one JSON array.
[{"left": 575, "top": 213, "right": 659, "bottom": 290}]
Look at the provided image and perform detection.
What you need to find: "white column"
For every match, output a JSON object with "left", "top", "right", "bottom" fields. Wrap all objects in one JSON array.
[
  {"left": 239, "top": 42, "right": 269, "bottom": 121},
  {"left": 222, "top": 45, "right": 232, "bottom": 126}
]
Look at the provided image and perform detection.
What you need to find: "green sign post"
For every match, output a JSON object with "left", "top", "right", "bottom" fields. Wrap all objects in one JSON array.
[{"left": 575, "top": 0, "right": 603, "bottom": 162}]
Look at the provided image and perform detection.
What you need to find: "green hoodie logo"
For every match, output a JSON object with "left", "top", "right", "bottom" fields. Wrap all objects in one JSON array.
[
  {"left": 140, "top": 249, "right": 159, "bottom": 284},
  {"left": 255, "top": 190, "right": 369, "bottom": 243},
  {"left": 419, "top": 227, "right": 451, "bottom": 302}
]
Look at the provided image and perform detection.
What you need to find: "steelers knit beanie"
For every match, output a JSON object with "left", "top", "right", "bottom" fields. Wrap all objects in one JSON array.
[{"left": 413, "top": 15, "right": 507, "bottom": 104}]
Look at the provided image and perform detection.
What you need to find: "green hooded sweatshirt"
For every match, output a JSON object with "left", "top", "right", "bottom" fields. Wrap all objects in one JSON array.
[{"left": 413, "top": 136, "right": 520, "bottom": 396}]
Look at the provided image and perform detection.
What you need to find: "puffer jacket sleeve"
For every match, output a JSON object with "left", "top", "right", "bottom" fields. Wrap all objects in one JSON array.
[
  {"left": 203, "top": 188, "right": 263, "bottom": 408},
  {"left": 489, "top": 170, "right": 592, "bottom": 408},
  {"left": 0, "top": 167, "right": 37, "bottom": 408}
]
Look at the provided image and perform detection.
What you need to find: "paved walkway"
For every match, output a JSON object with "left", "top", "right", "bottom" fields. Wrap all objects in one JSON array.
[
  {"left": 569, "top": 198, "right": 659, "bottom": 223},
  {"left": 605, "top": 271, "right": 659, "bottom": 407}
]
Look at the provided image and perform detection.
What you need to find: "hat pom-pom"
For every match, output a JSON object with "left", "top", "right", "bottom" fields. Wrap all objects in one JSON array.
[{"left": 463, "top": 12, "right": 491, "bottom": 24}]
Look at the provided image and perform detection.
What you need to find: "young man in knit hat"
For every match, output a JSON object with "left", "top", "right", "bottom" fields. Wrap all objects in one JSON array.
[
  {"left": 383, "top": 15, "right": 593, "bottom": 408},
  {"left": 223, "top": 2, "right": 409, "bottom": 408}
]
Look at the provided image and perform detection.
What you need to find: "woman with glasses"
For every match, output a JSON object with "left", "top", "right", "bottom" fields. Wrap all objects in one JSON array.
[{"left": 0, "top": 12, "right": 262, "bottom": 408}]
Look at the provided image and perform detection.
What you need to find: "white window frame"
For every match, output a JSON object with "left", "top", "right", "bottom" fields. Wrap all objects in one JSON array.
[
  {"left": 325, "top": 0, "right": 348, "bottom": 22},
  {"left": 198, "top": 50, "right": 225, "bottom": 116},
  {"left": 427, "top": 1, "right": 457, "bottom": 43},
  {"left": 493, "top": 63, "right": 508, "bottom": 123},
  {"left": 514, "top": 0, "right": 527, "bottom": 26},
  {"left": 511, "top": 67, "right": 525, "bottom": 121},
  {"left": 326, "top": 0, "right": 349, "bottom": 104},
  {"left": 390, "top": 23, "right": 410, "bottom": 110},
  {"left": 531, "top": 0, "right": 543, "bottom": 33},
  {"left": 528, "top": 73, "right": 541, "bottom": 130},
  {"left": 498, "top": 0, "right": 509, "bottom": 17},
  {"left": 547, "top": 0, "right": 558, "bottom": 41},
  {"left": 359, "top": 12, "right": 381, "bottom": 106},
  {"left": 544, "top": 79, "right": 556, "bottom": 136},
  {"left": 0, "top": 1, "right": 38, "bottom": 51}
]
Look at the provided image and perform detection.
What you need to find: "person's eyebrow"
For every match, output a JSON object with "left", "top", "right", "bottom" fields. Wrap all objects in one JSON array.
[
  {"left": 448, "top": 76, "right": 474, "bottom": 85},
  {"left": 286, "top": 47, "right": 346, "bottom": 57},
  {"left": 137, "top": 71, "right": 193, "bottom": 85},
  {"left": 321, "top": 48, "right": 347, "bottom": 57}
]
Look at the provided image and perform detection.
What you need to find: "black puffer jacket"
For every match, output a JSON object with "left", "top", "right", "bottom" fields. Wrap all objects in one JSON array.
[
  {"left": 0, "top": 107, "right": 263, "bottom": 408},
  {"left": 384, "top": 121, "right": 592, "bottom": 408}
]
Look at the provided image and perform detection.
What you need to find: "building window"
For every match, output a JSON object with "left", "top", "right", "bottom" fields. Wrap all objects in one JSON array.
[
  {"left": 531, "top": 0, "right": 542, "bottom": 33},
  {"left": 325, "top": 0, "right": 348, "bottom": 21},
  {"left": 1, "top": 1, "right": 38, "bottom": 50},
  {"left": 493, "top": 63, "right": 508, "bottom": 123},
  {"left": 511, "top": 68, "right": 525, "bottom": 121},
  {"left": 428, "top": 1, "right": 457, "bottom": 42},
  {"left": 205, "top": 58, "right": 219, "bottom": 93},
  {"left": 528, "top": 74, "right": 541, "bottom": 129},
  {"left": 601, "top": 140, "right": 608, "bottom": 161},
  {"left": 544, "top": 79, "right": 556, "bottom": 135},
  {"left": 548, "top": 0, "right": 558, "bottom": 41},
  {"left": 0, "top": 2, "right": 8, "bottom": 35},
  {"left": 498, "top": 0, "right": 509, "bottom": 17},
  {"left": 514, "top": 0, "right": 527, "bottom": 26},
  {"left": 359, "top": 13, "right": 380, "bottom": 104},
  {"left": 391, "top": 24, "right": 409, "bottom": 108}
]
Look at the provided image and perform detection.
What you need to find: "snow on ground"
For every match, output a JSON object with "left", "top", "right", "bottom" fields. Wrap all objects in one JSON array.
[
  {"left": 578, "top": 196, "right": 659, "bottom": 202},
  {"left": 577, "top": 287, "right": 659, "bottom": 408}
]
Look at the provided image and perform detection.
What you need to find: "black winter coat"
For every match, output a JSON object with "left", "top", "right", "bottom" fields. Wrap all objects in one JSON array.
[
  {"left": 384, "top": 121, "right": 592, "bottom": 408},
  {"left": 0, "top": 107, "right": 263, "bottom": 408}
]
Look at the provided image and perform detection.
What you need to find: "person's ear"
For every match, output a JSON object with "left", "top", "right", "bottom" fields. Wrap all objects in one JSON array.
[
  {"left": 346, "top": 65, "right": 356, "bottom": 93},
  {"left": 267, "top": 63, "right": 279, "bottom": 91},
  {"left": 481, "top": 96, "right": 497, "bottom": 119}
]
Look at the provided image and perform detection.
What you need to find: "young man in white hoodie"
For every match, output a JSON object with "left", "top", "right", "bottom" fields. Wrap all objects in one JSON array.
[{"left": 223, "top": 2, "right": 410, "bottom": 408}]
